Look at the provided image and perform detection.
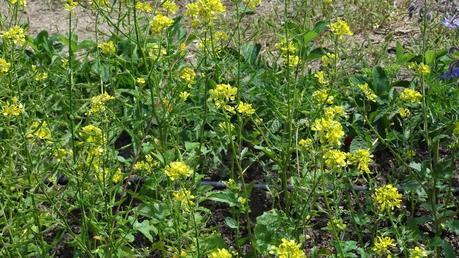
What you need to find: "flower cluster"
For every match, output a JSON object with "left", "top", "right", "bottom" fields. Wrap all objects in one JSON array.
[
  {"left": 87, "top": 92, "right": 115, "bottom": 116},
  {"left": 162, "top": 0, "right": 178, "bottom": 14},
  {"left": 1, "top": 97, "right": 25, "bottom": 117},
  {"left": 165, "top": 161, "right": 193, "bottom": 181},
  {"left": 347, "top": 149, "right": 373, "bottom": 174},
  {"left": 372, "top": 236, "right": 396, "bottom": 256},
  {"left": 0, "top": 58, "right": 11, "bottom": 75},
  {"left": 321, "top": 53, "right": 337, "bottom": 67},
  {"left": 276, "top": 38, "right": 300, "bottom": 67},
  {"left": 323, "top": 149, "right": 347, "bottom": 170},
  {"left": 27, "top": 121, "right": 52, "bottom": 141},
  {"left": 312, "top": 89, "right": 334, "bottom": 104},
  {"left": 80, "top": 125, "right": 104, "bottom": 144},
  {"left": 134, "top": 154, "right": 157, "bottom": 172},
  {"left": 180, "top": 67, "right": 196, "bottom": 85},
  {"left": 151, "top": 13, "right": 174, "bottom": 34},
  {"left": 314, "top": 71, "right": 328, "bottom": 85},
  {"left": 65, "top": 0, "right": 78, "bottom": 11},
  {"left": 173, "top": 189, "right": 195, "bottom": 210},
  {"left": 373, "top": 184, "right": 402, "bottom": 212},
  {"left": 179, "top": 91, "right": 191, "bottom": 102},
  {"left": 329, "top": 19, "right": 353, "bottom": 37},
  {"left": 324, "top": 105, "right": 346, "bottom": 119},
  {"left": 237, "top": 101, "right": 255, "bottom": 116},
  {"left": 357, "top": 83, "right": 377, "bottom": 102},
  {"left": 298, "top": 138, "right": 313, "bottom": 148},
  {"left": 311, "top": 117, "right": 344, "bottom": 146},
  {"left": 409, "top": 246, "right": 429, "bottom": 258},
  {"left": 96, "top": 168, "right": 123, "bottom": 184},
  {"left": 408, "top": 62, "right": 431, "bottom": 75},
  {"left": 98, "top": 41, "right": 116, "bottom": 55},
  {"left": 243, "top": 0, "right": 261, "bottom": 9},
  {"left": 209, "top": 84, "right": 237, "bottom": 112},
  {"left": 2, "top": 26, "right": 26, "bottom": 46},
  {"left": 399, "top": 88, "right": 422, "bottom": 104},
  {"left": 185, "top": 0, "right": 226, "bottom": 27},
  {"left": 271, "top": 238, "right": 306, "bottom": 258},
  {"left": 399, "top": 107, "right": 411, "bottom": 118},
  {"left": 135, "top": 1, "right": 152, "bottom": 13},
  {"left": 208, "top": 248, "right": 232, "bottom": 258},
  {"left": 8, "top": 0, "right": 26, "bottom": 7}
]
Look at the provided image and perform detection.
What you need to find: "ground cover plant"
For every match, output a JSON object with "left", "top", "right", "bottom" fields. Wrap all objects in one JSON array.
[{"left": 0, "top": 0, "right": 458, "bottom": 257}]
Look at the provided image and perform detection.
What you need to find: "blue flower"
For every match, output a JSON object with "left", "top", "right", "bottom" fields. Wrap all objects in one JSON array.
[
  {"left": 440, "top": 67, "right": 459, "bottom": 80},
  {"left": 442, "top": 16, "right": 459, "bottom": 29}
]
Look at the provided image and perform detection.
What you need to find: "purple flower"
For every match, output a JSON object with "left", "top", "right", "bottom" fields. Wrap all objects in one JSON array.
[
  {"left": 440, "top": 67, "right": 459, "bottom": 80},
  {"left": 442, "top": 16, "right": 459, "bottom": 29}
]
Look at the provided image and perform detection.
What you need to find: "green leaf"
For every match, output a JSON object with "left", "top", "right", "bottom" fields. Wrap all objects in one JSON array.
[
  {"left": 372, "top": 66, "right": 390, "bottom": 97},
  {"left": 224, "top": 217, "right": 239, "bottom": 229},
  {"left": 133, "top": 220, "right": 156, "bottom": 242},
  {"left": 207, "top": 191, "right": 238, "bottom": 207},
  {"left": 241, "top": 44, "right": 261, "bottom": 65}
]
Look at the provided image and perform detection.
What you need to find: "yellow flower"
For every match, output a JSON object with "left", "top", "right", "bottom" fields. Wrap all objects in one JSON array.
[
  {"left": 87, "top": 92, "right": 114, "bottom": 115},
  {"left": 271, "top": 238, "right": 306, "bottom": 258},
  {"left": 185, "top": 0, "right": 226, "bottom": 27},
  {"left": 165, "top": 161, "right": 193, "bottom": 181},
  {"left": 208, "top": 248, "right": 232, "bottom": 258},
  {"left": 179, "top": 91, "right": 191, "bottom": 101},
  {"left": 8, "top": 0, "right": 26, "bottom": 7},
  {"left": 209, "top": 84, "right": 237, "bottom": 110},
  {"left": 151, "top": 13, "right": 174, "bottom": 33},
  {"left": 162, "top": 0, "right": 178, "bottom": 14},
  {"left": 136, "top": 77, "right": 146, "bottom": 86},
  {"left": 275, "top": 39, "right": 297, "bottom": 55},
  {"left": 373, "top": 184, "right": 402, "bottom": 212},
  {"left": 324, "top": 105, "right": 346, "bottom": 119},
  {"left": 237, "top": 101, "right": 255, "bottom": 116},
  {"left": 314, "top": 71, "right": 328, "bottom": 85},
  {"left": 408, "top": 63, "right": 431, "bottom": 75},
  {"left": 98, "top": 41, "right": 116, "bottom": 55},
  {"left": 348, "top": 149, "right": 373, "bottom": 174},
  {"left": 27, "top": 121, "right": 52, "bottom": 141},
  {"left": 219, "top": 121, "right": 235, "bottom": 132},
  {"left": 323, "top": 149, "right": 347, "bottom": 170},
  {"left": 409, "top": 246, "right": 429, "bottom": 258},
  {"left": 357, "top": 83, "right": 377, "bottom": 102},
  {"left": 180, "top": 67, "right": 196, "bottom": 85},
  {"left": 173, "top": 189, "right": 195, "bottom": 210},
  {"left": 312, "top": 89, "right": 334, "bottom": 104},
  {"left": 399, "top": 107, "right": 411, "bottom": 118},
  {"left": 298, "top": 138, "right": 313, "bottom": 148},
  {"left": 96, "top": 168, "right": 123, "bottom": 184},
  {"left": 329, "top": 19, "right": 353, "bottom": 37},
  {"left": 321, "top": 53, "right": 336, "bottom": 66},
  {"left": 35, "top": 72, "right": 48, "bottom": 81},
  {"left": 80, "top": 125, "right": 104, "bottom": 144},
  {"left": 65, "top": 0, "right": 78, "bottom": 11},
  {"left": 0, "top": 58, "right": 11, "bottom": 75},
  {"left": 243, "top": 0, "right": 261, "bottom": 9},
  {"left": 323, "top": 0, "right": 333, "bottom": 5},
  {"left": 399, "top": 88, "right": 422, "bottom": 104},
  {"left": 135, "top": 1, "right": 152, "bottom": 13},
  {"left": 287, "top": 55, "right": 300, "bottom": 67},
  {"left": 372, "top": 236, "right": 396, "bottom": 256},
  {"left": 311, "top": 118, "right": 344, "bottom": 146},
  {"left": 1, "top": 97, "right": 25, "bottom": 117},
  {"left": 134, "top": 154, "right": 157, "bottom": 172},
  {"left": 146, "top": 43, "right": 167, "bottom": 58},
  {"left": 2, "top": 26, "right": 26, "bottom": 46},
  {"left": 92, "top": 0, "right": 109, "bottom": 7}
]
